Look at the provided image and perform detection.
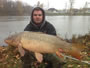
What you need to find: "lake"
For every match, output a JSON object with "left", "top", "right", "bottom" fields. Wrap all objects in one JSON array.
[{"left": 0, "top": 16, "right": 90, "bottom": 46}]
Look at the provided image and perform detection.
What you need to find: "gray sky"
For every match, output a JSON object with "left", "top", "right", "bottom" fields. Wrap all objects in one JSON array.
[{"left": 13, "top": 0, "right": 90, "bottom": 9}]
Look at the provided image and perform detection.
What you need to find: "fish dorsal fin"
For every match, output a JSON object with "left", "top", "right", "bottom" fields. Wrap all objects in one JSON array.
[
  {"left": 66, "top": 43, "right": 86, "bottom": 60},
  {"left": 18, "top": 44, "right": 25, "bottom": 57},
  {"left": 35, "top": 52, "right": 43, "bottom": 63},
  {"left": 56, "top": 36, "right": 64, "bottom": 41}
]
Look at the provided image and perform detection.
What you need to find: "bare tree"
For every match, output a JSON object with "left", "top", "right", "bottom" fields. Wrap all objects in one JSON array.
[
  {"left": 37, "top": 1, "right": 40, "bottom": 7},
  {"left": 0, "top": 0, "right": 33, "bottom": 16},
  {"left": 69, "top": 0, "right": 74, "bottom": 15},
  {"left": 36, "top": 1, "right": 43, "bottom": 8},
  {"left": 16, "top": 0, "right": 24, "bottom": 15}
]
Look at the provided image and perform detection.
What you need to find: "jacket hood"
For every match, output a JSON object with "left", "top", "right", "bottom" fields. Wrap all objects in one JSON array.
[{"left": 30, "top": 7, "right": 46, "bottom": 29}]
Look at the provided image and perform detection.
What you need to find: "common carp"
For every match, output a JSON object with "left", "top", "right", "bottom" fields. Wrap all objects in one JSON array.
[{"left": 4, "top": 31, "right": 85, "bottom": 62}]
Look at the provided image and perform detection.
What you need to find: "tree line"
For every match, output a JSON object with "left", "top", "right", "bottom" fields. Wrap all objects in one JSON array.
[{"left": 0, "top": 0, "right": 33, "bottom": 16}]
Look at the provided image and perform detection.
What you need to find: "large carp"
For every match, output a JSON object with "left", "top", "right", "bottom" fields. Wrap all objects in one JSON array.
[{"left": 5, "top": 31, "right": 84, "bottom": 62}]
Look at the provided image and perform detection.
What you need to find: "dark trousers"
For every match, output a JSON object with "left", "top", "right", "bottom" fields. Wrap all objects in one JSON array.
[{"left": 21, "top": 51, "right": 65, "bottom": 68}]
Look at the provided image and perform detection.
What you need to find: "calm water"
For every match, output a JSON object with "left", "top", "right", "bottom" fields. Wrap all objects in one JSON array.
[{"left": 0, "top": 16, "right": 90, "bottom": 46}]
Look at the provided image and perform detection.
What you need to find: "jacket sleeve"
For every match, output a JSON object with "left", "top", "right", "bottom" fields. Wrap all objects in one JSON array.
[
  {"left": 46, "top": 23, "right": 57, "bottom": 36},
  {"left": 24, "top": 24, "right": 31, "bottom": 31}
]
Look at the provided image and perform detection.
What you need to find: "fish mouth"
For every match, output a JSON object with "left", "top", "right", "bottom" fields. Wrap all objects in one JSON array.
[
  {"left": 4, "top": 40, "right": 8, "bottom": 43},
  {"left": 4, "top": 39, "right": 9, "bottom": 44}
]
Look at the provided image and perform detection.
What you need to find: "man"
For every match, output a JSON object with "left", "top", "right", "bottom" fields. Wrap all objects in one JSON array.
[
  {"left": 21, "top": 7, "right": 64, "bottom": 68},
  {"left": 24, "top": 7, "right": 56, "bottom": 35}
]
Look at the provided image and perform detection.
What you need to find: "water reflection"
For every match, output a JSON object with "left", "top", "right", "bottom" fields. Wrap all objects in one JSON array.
[{"left": 46, "top": 16, "right": 90, "bottom": 39}]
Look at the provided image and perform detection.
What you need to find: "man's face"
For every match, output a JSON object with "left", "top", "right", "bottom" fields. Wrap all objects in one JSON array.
[{"left": 33, "top": 10, "right": 43, "bottom": 24}]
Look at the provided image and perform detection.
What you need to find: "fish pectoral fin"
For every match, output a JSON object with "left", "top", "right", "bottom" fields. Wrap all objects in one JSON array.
[
  {"left": 18, "top": 45, "right": 25, "bottom": 57},
  {"left": 35, "top": 52, "right": 43, "bottom": 63}
]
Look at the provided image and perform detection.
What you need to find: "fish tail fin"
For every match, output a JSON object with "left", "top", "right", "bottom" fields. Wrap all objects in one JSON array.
[
  {"left": 67, "top": 43, "right": 86, "bottom": 60},
  {"left": 67, "top": 48, "right": 82, "bottom": 60}
]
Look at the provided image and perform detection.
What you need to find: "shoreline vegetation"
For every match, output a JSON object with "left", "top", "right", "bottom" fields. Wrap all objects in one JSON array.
[
  {"left": 0, "top": 0, "right": 90, "bottom": 16},
  {"left": 0, "top": 13, "right": 90, "bottom": 16},
  {"left": 46, "top": 13, "right": 90, "bottom": 16},
  {"left": 0, "top": 12, "right": 90, "bottom": 16},
  {"left": 0, "top": 33, "right": 90, "bottom": 68}
]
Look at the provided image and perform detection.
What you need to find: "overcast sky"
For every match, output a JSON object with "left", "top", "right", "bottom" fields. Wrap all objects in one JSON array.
[{"left": 13, "top": 0, "right": 90, "bottom": 9}]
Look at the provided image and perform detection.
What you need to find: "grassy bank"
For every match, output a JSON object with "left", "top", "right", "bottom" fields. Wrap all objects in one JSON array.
[
  {"left": 0, "top": 34, "right": 90, "bottom": 68},
  {"left": 46, "top": 12, "right": 90, "bottom": 16}
]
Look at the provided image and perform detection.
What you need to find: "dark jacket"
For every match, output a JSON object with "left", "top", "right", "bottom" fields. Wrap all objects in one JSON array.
[{"left": 24, "top": 21, "right": 56, "bottom": 35}]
